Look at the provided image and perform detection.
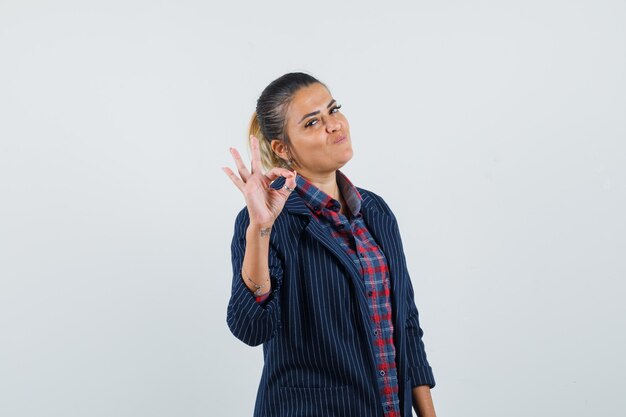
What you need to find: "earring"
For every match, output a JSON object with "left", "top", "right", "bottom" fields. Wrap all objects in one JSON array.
[{"left": 284, "top": 152, "right": 293, "bottom": 167}]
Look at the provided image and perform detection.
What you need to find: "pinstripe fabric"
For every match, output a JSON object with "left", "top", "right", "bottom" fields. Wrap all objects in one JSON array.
[
  {"left": 293, "top": 171, "right": 400, "bottom": 416},
  {"left": 227, "top": 173, "right": 435, "bottom": 417}
]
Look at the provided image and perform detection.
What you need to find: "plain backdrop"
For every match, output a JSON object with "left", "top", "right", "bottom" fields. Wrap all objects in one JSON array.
[{"left": 1, "top": 1, "right": 625, "bottom": 416}]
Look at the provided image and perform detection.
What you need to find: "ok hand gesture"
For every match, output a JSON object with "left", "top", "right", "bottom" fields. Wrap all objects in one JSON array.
[{"left": 222, "top": 135, "right": 297, "bottom": 229}]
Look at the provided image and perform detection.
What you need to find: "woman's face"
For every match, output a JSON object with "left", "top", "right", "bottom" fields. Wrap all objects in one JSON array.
[{"left": 276, "top": 82, "right": 353, "bottom": 177}]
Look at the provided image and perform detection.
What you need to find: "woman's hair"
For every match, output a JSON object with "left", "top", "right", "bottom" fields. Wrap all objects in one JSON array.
[{"left": 249, "top": 72, "right": 326, "bottom": 171}]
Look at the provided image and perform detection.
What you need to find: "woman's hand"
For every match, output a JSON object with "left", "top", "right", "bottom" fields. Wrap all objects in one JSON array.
[{"left": 222, "top": 135, "right": 296, "bottom": 229}]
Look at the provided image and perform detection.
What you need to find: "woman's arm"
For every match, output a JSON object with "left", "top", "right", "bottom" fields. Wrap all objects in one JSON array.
[
  {"left": 241, "top": 222, "right": 273, "bottom": 297},
  {"left": 226, "top": 208, "right": 283, "bottom": 346},
  {"left": 412, "top": 385, "right": 436, "bottom": 417},
  {"left": 223, "top": 137, "right": 295, "bottom": 346}
]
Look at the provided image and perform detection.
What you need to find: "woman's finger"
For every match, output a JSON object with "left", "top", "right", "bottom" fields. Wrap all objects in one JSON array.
[
  {"left": 266, "top": 168, "right": 297, "bottom": 199},
  {"left": 229, "top": 147, "right": 251, "bottom": 182},
  {"left": 284, "top": 169, "right": 297, "bottom": 191},
  {"left": 263, "top": 167, "right": 296, "bottom": 183},
  {"left": 222, "top": 167, "right": 245, "bottom": 192},
  {"left": 250, "top": 135, "right": 263, "bottom": 175},
  {"left": 281, "top": 169, "right": 297, "bottom": 197}
]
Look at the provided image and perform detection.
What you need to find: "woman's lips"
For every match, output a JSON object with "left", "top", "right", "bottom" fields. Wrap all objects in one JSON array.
[{"left": 333, "top": 135, "right": 347, "bottom": 144}]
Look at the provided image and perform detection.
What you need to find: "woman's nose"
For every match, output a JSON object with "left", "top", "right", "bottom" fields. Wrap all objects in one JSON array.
[{"left": 325, "top": 117, "right": 341, "bottom": 133}]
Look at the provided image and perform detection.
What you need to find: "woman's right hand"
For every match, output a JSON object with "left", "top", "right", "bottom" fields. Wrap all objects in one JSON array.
[{"left": 222, "top": 135, "right": 297, "bottom": 229}]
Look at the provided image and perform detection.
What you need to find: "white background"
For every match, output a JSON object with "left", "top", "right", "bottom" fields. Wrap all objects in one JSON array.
[{"left": 1, "top": 1, "right": 624, "bottom": 416}]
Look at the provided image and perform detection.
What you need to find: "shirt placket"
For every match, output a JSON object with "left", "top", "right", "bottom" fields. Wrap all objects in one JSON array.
[{"left": 354, "top": 226, "right": 400, "bottom": 417}]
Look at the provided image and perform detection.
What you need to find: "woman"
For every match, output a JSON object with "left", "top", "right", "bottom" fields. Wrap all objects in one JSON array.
[{"left": 222, "top": 72, "right": 437, "bottom": 417}]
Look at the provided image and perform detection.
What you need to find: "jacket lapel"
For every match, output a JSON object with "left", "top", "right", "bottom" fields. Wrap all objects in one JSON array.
[
  {"left": 281, "top": 180, "right": 366, "bottom": 294},
  {"left": 275, "top": 177, "right": 400, "bottom": 317}
]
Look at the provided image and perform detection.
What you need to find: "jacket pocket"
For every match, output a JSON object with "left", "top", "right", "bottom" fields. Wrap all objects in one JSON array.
[{"left": 276, "top": 385, "right": 350, "bottom": 417}]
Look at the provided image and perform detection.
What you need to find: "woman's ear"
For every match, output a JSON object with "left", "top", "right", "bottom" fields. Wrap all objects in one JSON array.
[{"left": 270, "top": 139, "right": 289, "bottom": 160}]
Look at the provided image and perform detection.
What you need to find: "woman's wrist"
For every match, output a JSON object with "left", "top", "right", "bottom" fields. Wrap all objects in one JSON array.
[
  {"left": 241, "top": 267, "right": 271, "bottom": 296},
  {"left": 247, "top": 223, "right": 273, "bottom": 237}
]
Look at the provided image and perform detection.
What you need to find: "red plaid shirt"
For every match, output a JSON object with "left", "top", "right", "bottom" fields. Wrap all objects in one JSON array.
[{"left": 256, "top": 169, "right": 401, "bottom": 416}]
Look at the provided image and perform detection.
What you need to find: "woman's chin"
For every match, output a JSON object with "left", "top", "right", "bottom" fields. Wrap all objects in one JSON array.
[
  {"left": 341, "top": 148, "right": 354, "bottom": 163},
  {"left": 336, "top": 152, "right": 354, "bottom": 168}
]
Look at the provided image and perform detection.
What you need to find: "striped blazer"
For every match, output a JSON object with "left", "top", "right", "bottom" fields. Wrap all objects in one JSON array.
[{"left": 227, "top": 175, "right": 435, "bottom": 417}]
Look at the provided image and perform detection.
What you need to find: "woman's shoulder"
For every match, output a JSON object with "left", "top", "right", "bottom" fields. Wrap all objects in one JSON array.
[
  {"left": 355, "top": 186, "right": 398, "bottom": 220},
  {"left": 356, "top": 187, "right": 397, "bottom": 226}
]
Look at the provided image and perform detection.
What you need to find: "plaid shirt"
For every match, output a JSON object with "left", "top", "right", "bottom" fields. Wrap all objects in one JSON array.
[{"left": 256, "top": 169, "right": 401, "bottom": 417}]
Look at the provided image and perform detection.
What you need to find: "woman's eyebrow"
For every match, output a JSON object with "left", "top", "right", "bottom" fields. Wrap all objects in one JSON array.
[{"left": 298, "top": 99, "right": 337, "bottom": 124}]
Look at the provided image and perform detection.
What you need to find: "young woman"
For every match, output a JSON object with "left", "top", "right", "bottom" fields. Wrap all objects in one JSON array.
[{"left": 223, "top": 72, "right": 437, "bottom": 417}]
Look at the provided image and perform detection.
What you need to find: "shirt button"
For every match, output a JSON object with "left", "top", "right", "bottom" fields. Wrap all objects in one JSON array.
[
  {"left": 385, "top": 405, "right": 391, "bottom": 411},
  {"left": 314, "top": 205, "right": 320, "bottom": 211},
  {"left": 379, "top": 370, "right": 386, "bottom": 376},
  {"left": 373, "top": 329, "right": 379, "bottom": 336},
  {"left": 367, "top": 291, "right": 373, "bottom": 296}
]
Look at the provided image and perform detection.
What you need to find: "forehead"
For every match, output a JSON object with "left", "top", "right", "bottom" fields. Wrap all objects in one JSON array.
[{"left": 288, "top": 83, "right": 332, "bottom": 114}]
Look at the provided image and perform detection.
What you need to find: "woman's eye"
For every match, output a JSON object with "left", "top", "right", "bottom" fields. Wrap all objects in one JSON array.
[
  {"left": 330, "top": 104, "right": 342, "bottom": 113},
  {"left": 304, "top": 104, "right": 342, "bottom": 128}
]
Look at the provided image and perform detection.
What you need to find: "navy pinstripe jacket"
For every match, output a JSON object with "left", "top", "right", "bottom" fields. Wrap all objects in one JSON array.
[{"left": 227, "top": 175, "right": 435, "bottom": 417}]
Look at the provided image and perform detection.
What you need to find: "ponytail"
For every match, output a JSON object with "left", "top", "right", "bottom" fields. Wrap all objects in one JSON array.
[{"left": 248, "top": 111, "right": 290, "bottom": 172}]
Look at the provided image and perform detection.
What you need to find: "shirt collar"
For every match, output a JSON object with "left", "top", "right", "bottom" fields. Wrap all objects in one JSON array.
[{"left": 295, "top": 169, "right": 362, "bottom": 217}]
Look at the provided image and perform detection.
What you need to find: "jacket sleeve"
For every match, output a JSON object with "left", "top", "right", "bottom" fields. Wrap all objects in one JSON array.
[
  {"left": 404, "top": 261, "right": 436, "bottom": 388},
  {"left": 226, "top": 207, "right": 283, "bottom": 346},
  {"left": 382, "top": 199, "right": 436, "bottom": 388}
]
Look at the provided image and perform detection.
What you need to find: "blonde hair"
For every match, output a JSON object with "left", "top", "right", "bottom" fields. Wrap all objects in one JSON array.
[{"left": 248, "top": 111, "right": 292, "bottom": 172}]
